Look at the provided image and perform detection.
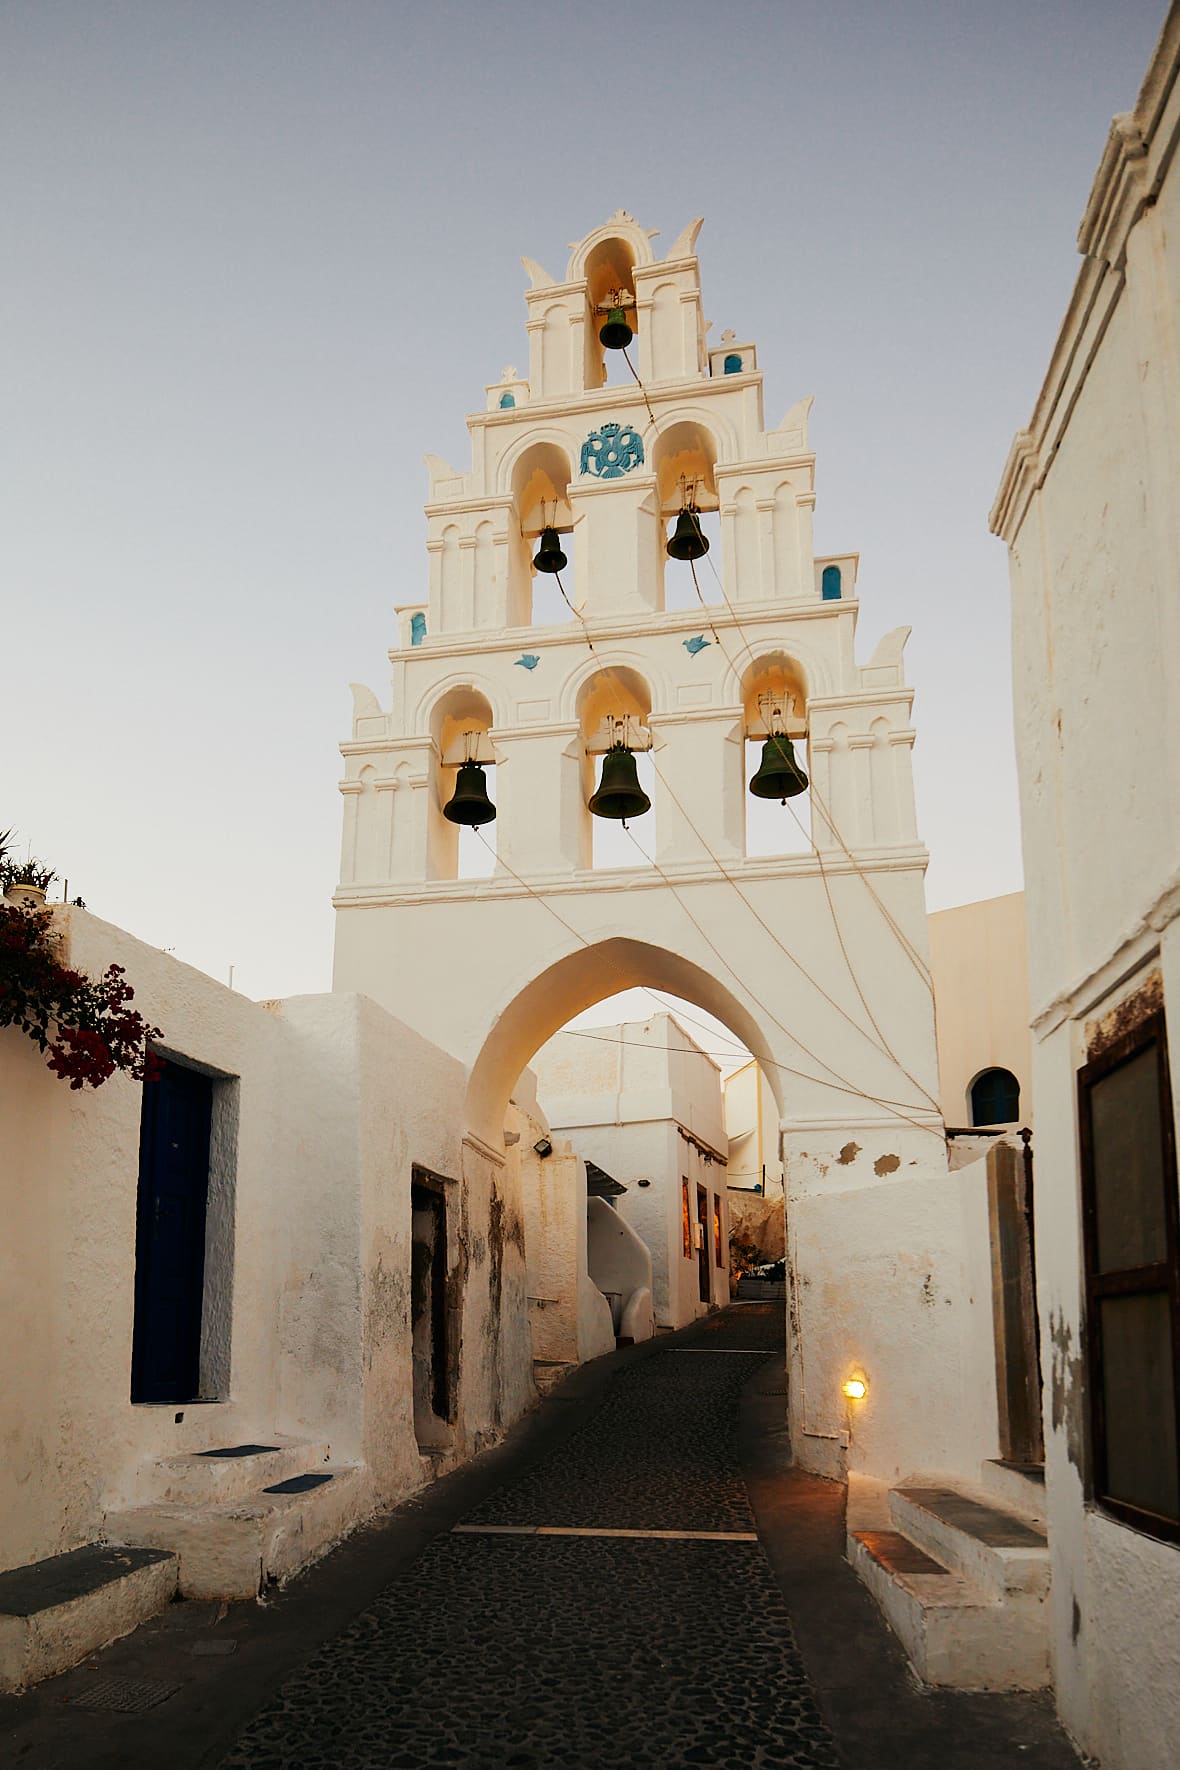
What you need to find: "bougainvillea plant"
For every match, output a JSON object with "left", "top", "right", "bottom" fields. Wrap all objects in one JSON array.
[{"left": 0, "top": 902, "right": 163, "bottom": 1090}]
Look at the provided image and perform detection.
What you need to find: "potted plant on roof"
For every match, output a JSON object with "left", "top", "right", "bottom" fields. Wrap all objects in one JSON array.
[{"left": 0, "top": 836, "right": 57, "bottom": 908}]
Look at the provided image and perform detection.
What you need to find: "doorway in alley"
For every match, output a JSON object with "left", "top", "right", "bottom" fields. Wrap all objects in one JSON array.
[
  {"left": 410, "top": 1168, "right": 452, "bottom": 1451},
  {"left": 697, "top": 1184, "right": 712, "bottom": 1302}
]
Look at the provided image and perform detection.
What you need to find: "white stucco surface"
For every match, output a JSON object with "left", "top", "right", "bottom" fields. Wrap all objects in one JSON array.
[
  {"left": 0, "top": 906, "right": 531, "bottom": 1582},
  {"left": 531, "top": 1015, "right": 730, "bottom": 1328},
  {"left": 990, "top": 11, "right": 1180, "bottom": 1761},
  {"left": 330, "top": 210, "right": 990, "bottom": 1488},
  {"left": 927, "top": 893, "right": 1031, "bottom": 1128}
]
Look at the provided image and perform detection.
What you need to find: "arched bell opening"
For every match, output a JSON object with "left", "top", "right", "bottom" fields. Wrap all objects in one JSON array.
[
  {"left": 509, "top": 441, "right": 579, "bottom": 628},
  {"left": 576, "top": 665, "right": 655, "bottom": 869},
  {"left": 741, "top": 653, "right": 812, "bottom": 858},
  {"left": 429, "top": 685, "right": 498, "bottom": 880},
  {"left": 652, "top": 421, "right": 721, "bottom": 615},
  {"left": 583, "top": 237, "right": 639, "bottom": 389}
]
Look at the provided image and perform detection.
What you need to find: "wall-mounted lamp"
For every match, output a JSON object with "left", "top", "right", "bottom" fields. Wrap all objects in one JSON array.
[
  {"left": 533, "top": 1137, "right": 553, "bottom": 1158},
  {"left": 841, "top": 1375, "right": 867, "bottom": 1401}
]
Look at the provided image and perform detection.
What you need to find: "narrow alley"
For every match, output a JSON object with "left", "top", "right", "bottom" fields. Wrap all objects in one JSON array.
[{"left": 3, "top": 1306, "right": 1082, "bottom": 1770}]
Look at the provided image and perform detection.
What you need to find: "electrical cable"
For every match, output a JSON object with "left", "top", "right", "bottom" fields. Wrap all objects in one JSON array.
[{"left": 472, "top": 827, "right": 941, "bottom": 1133}]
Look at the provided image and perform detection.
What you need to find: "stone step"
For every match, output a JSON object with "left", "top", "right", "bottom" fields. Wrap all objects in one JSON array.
[
  {"left": 106, "top": 1464, "right": 367, "bottom": 1601},
  {"left": 0, "top": 1542, "right": 178, "bottom": 1694},
  {"left": 133, "top": 1437, "right": 333, "bottom": 1507},
  {"left": 849, "top": 1529, "right": 1050, "bottom": 1691},
  {"left": 889, "top": 1483, "right": 1049, "bottom": 1599},
  {"left": 979, "top": 1457, "right": 1046, "bottom": 1525}
]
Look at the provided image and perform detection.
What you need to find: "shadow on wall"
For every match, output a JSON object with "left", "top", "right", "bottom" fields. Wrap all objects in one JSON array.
[{"left": 587, "top": 1197, "right": 654, "bottom": 1343}]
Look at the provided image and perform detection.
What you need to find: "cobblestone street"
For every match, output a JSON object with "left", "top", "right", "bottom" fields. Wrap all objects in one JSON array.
[
  {"left": 221, "top": 1307, "right": 835, "bottom": 1770},
  {"left": 1, "top": 1305, "right": 1083, "bottom": 1770}
]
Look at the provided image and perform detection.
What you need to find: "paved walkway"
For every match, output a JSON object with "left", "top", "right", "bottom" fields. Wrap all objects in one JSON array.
[{"left": 1, "top": 1306, "right": 1082, "bottom": 1769}]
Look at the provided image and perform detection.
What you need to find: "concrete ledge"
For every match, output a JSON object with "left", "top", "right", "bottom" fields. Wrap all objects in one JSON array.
[
  {"left": 890, "top": 1484, "right": 1049, "bottom": 1599},
  {"left": 134, "top": 1438, "right": 334, "bottom": 1507},
  {"left": 0, "top": 1544, "right": 178, "bottom": 1694},
  {"left": 106, "top": 1466, "right": 368, "bottom": 1601}
]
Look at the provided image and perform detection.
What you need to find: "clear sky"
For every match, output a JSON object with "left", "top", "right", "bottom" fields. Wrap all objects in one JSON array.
[{"left": 2, "top": 1, "right": 1168, "bottom": 1003}]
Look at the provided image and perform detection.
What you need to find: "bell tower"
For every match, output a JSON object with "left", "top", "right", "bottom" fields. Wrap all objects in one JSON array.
[{"left": 334, "top": 213, "right": 967, "bottom": 1484}]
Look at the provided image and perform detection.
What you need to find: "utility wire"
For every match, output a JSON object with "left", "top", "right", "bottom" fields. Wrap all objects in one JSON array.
[{"left": 472, "top": 827, "right": 941, "bottom": 1133}]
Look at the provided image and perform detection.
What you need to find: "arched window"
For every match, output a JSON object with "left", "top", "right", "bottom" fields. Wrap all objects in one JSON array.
[
  {"left": 821, "top": 565, "right": 842, "bottom": 601},
  {"left": 970, "top": 1068, "right": 1021, "bottom": 1126},
  {"left": 723, "top": 353, "right": 743, "bottom": 374},
  {"left": 499, "top": 392, "right": 516, "bottom": 409}
]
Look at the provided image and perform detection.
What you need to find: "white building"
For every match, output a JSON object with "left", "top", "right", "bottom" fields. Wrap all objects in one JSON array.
[
  {"left": 332, "top": 207, "right": 987, "bottom": 1492},
  {"left": 990, "top": 7, "right": 1180, "bottom": 1762},
  {"left": 531, "top": 1012, "right": 730, "bottom": 1329},
  {"left": 0, "top": 905, "right": 532, "bottom": 1688}
]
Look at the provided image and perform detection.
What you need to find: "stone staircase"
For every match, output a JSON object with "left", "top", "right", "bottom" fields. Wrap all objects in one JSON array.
[
  {"left": 104, "top": 1437, "right": 368, "bottom": 1602},
  {"left": 847, "top": 1461, "right": 1049, "bottom": 1689},
  {"left": 0, "top": 1542, "right": 178, "bottom": 1694}
]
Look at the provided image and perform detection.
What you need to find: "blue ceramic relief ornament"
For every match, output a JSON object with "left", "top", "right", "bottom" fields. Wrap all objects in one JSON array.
[{"left": 580, "top": 422, "right": 645, "bottom": 480}]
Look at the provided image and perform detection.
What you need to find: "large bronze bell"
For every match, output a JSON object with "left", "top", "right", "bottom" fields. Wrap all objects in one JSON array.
[
  {"left": 748, "top": 733, "right": 808, "bottom": 803},
  {"left": 443, "top": 760, "right": 497, "bottom": 826},
  {"left": 532, "top": 526, "right": 567, "bottom": 574},
  {"left": 666, "top": 506, "right": 709, "bottom": 561},
  {"left": 588, "top": 745, "right": 651, "bottom": 822},
  {"left": 599, "top": 306, "right": 633, "bottom": 351}
]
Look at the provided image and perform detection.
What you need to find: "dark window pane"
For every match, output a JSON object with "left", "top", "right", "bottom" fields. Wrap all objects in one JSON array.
[
  {"left": 971, "top": 1067, "right": 1020, "bottom": 1125},
  {"left": 1091, "top": 1047, "right": 1168, "bottom": 1271},
  {"left": 1099, "top": 1291, "right": 1180, "bottom": 1520}
]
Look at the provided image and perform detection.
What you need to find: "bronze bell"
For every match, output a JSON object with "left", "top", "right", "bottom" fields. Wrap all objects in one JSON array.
[
  {"left": 532, "top": 526, "right": 567, "bottom": 574},
  {"left": 599, "top": 306, "right": 633, "bottom": 351},
  {"left": 443, "top": 760, "right": 497, "bottom": 826},
  {"left": 748, "top": 733, "right": 808, "bottom": 803},
  {"left": 588, "top": 745, "right": 651, "bottom": 822},
  {"left": 666, "top": 506, "right": 709, "bottom": 561}
]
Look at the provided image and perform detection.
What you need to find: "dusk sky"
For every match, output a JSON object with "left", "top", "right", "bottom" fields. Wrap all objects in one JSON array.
[{"left": 2, "top": 1, "right": 1168, "bottom": 1020}]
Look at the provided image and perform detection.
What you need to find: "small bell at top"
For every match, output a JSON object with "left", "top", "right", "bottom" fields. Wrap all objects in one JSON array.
[
  {"left": 666, "top": 505, "right": 709, "bottom": 562},
  {"left": 599, "top": 306, "right": 633, "bottom": 351},
  {"left": 532, "top": 526, "right": 567, "bottom": 575},
  {"left": 748, "top": 733, "right": 809, "bottom": 803}
]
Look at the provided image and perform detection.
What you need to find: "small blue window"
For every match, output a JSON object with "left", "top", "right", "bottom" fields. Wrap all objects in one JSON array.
[
  {"left": 970, "top": 1068, "right": 1021, "bottom": 1126},
  {"left": 821, "top": 565, "right": 842, "bottom": 601},
  {"left": 410, "top": 612, "right": 426, "bottom": 647},
  {"left": 723, "top": 353, "right": 743, "bottom": 374},
  {"left": 499, "top": 392, "right": 516, "bottom": 409}
]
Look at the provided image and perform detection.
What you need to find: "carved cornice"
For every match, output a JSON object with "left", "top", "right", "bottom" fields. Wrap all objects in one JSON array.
[{"left": 991, "top": 9, "right": 1180, "bottom": 545}]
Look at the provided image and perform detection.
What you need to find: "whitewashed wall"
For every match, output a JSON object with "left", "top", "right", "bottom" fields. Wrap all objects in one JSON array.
[
  {"left": 990, "top": 12, "right": 1180, "bottom": 1764},
  {"left": 0, "top": 907, "right": 531, "bottom": 1574}
]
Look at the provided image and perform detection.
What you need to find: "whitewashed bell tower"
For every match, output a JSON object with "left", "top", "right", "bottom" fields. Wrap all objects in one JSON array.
[{"left": 335, "top": 214, "right": 970, "bottom": 1485}]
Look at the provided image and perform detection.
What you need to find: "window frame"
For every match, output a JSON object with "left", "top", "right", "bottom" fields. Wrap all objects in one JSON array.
[{"left": 1077, "top": 1009, "right": 1180, "bottom": 1543}]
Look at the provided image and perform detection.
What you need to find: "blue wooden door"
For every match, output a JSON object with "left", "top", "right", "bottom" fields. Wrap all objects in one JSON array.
[{"left": 131, "top": 1059, "right": 214, "bottom": 1403}]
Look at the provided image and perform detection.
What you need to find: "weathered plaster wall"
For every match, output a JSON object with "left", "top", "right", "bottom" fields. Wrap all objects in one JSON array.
[
  {"left": 786, "top": 1160, "right": 999, "bottom": 1484},
  {"left": 928, "top": 893, "right": 1032, "bottom": 1127},
  {"left": 0, "top": 907, "right": 529, "bottom": 1574},
  {"left": 989, "top": 13, "right": 1180, "bottom": 1761},
  {"left": 530, "top": 1016, "right": 731, "bottom": 1327},
  {"left": 514, "top": 1114, "right": 614, "bottom": 1368}
]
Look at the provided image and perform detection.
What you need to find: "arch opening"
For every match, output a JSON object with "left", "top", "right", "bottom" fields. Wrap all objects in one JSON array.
[
  {"left": 584, "top": 237, "right": 638, "bottom": 389},
  {"left": 652, "top": 421, "right": 722, "bottom": 614},
  {"left": 740, "top": 653, "right": 812, "bottom": 858},
  {"left": 429, "top": 685, "right": 497, "bottom": 879},
  {"left": 465, "top": 936, "right": 783, "bottom": 1153},
  {"left": 510, "top": 441, "right": 579, "bottom": 627},
  {"left": 970, "top": 1067, "right": 1021, "bottom": 1127},
  {"left": 577, "top": 665, "right": 655, "bottom": 869}
]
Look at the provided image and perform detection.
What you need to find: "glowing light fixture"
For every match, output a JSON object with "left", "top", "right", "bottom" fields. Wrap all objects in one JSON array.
[{"left": 841, "top": 1376, "right": 867, "bottom": 1401}]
